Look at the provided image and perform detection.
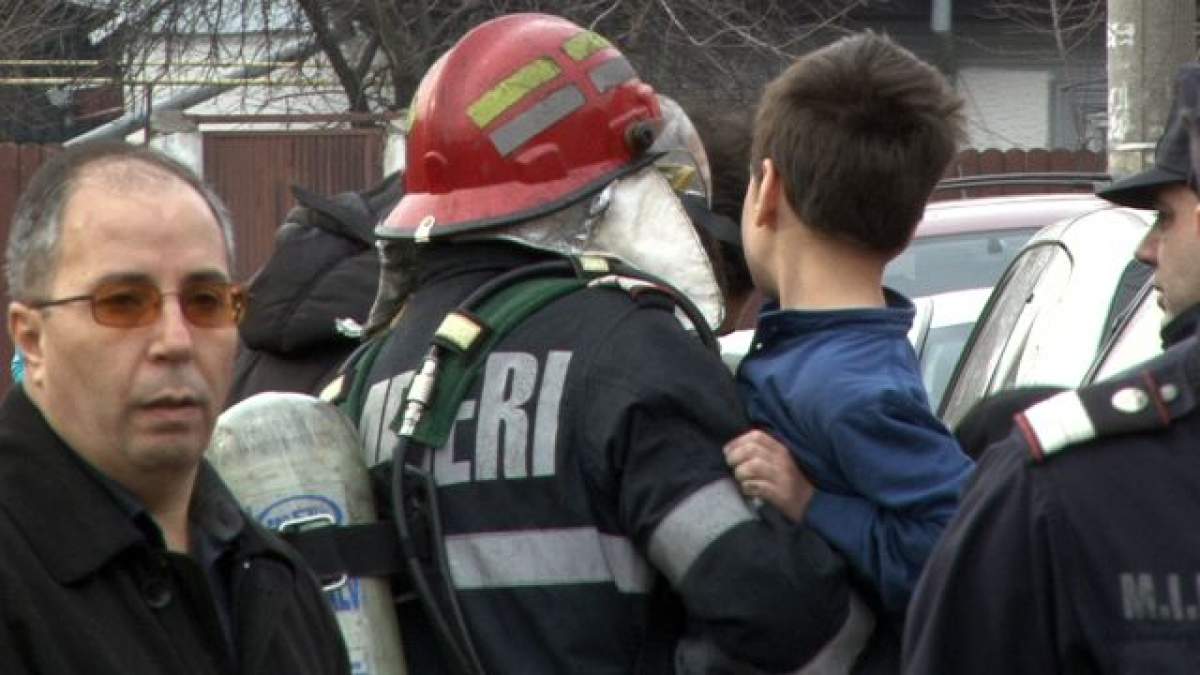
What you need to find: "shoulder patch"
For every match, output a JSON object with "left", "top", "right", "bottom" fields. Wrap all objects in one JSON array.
[
  {"left": 1016, "top": 341, "right": 1197, "bottom": 463},
  {"left": 1015, "top": 390, "right": 1095, "bottom": 462}
]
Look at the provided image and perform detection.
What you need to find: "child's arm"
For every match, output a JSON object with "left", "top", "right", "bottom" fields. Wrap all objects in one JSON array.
[
  {"left": 724, "top": 428, "right": 815, "bottom": 522},
  {"left": 804, "top": 390, "right": 973, "bottom": 613}
]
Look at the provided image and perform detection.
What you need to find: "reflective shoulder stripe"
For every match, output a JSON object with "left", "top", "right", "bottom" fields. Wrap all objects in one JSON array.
[
  {"left": 1019, "top": 390, "right": 1096, "bottom": 461},
  {"left": 647, "top": 479, "right": 756, "bottom": 587},
  {"left": 445, "top": 527, "right": 653, "bottom": 593}
]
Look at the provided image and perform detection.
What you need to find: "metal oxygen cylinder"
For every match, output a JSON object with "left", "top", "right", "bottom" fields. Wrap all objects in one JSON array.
[{"left": 208, "top": 392, "right": 407, "bottom": 675}]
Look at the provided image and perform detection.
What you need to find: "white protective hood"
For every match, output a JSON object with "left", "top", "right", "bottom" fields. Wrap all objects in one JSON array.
[{"left": 497, "top": 165, "right": 725, "bottom": 331}]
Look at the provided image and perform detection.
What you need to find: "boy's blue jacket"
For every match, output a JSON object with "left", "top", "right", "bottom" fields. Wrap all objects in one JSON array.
[{"left": 737, "top": 292, "right": 974, "bottom": 613}]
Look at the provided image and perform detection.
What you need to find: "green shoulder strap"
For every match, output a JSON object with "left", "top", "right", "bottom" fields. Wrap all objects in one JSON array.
[
  {"left": 334, "top": 335, "right": 389, "bottom": 423},
  {"left": 400, "top": 275, "right": 588, "bottom": 449}
]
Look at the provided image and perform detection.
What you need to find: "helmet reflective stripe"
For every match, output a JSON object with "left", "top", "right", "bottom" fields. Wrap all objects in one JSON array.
[
  {"left": 589, "top": 57, "right": 636, "bottom": 94},
  {"left": 489, "top": 85, "right": 586, "bottom": 156},
  {"left": 468, "top": 58, "right": 563, "bottom": 129},
  {"left": 562, "top": 30, "right": 612, "bottom": 61}
]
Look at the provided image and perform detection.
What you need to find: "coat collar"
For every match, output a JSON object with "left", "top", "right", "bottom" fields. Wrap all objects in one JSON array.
[
  {"left": 753, "top": 287, "right": 916, "bottom": 346},
  {"left": 0, "top": 386, "right": 261, "bottom": 583}
]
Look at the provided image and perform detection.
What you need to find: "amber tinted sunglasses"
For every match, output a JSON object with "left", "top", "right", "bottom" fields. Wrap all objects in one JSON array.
[{"left": 30, "top": 279, "right": 245, "bottom": 328}]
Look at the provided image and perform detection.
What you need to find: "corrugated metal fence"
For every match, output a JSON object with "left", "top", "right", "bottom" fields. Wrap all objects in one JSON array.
[
  {"left": 0, "top": 143, "right": 62, "bottom": 388},
  {"left": 204, "top": 130, "right": 385, "bottom": 280}
]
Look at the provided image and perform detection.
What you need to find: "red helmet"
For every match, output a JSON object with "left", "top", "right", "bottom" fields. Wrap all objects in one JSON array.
[{"left": 379, "top": 13, "right": 662, "bottom": 241}]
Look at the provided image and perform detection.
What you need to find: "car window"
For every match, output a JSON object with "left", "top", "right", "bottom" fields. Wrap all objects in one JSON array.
[
  {"left": 922, "top": 322, "right": 975, "bottom": 411},
  {"left": 885, "top": 229, "right": 1039, "bottom": 297},
  {"left": 940, "top": 243, "right": 1070, "bottom": 426},
  {"left": 1090, "top": 286, "right": 1165, "bottom": 383}
]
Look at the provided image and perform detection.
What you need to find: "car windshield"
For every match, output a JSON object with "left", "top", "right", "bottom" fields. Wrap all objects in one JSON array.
[{"left": 885, "top": 229, "right": 1039, "bottom": 297}]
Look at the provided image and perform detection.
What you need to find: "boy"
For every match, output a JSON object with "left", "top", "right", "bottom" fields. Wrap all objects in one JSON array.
[{"left": 725, "top": 32, "right": 974, "bottom": 620}]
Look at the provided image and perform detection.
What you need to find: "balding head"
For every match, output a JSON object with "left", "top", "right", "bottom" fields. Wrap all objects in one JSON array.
[{"left": 6, "top": 142, "right": 234, "bottom": 303}]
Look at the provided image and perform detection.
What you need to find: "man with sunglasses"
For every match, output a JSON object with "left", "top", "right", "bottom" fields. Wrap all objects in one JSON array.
[{"left": 0, "top": 142, "right": 349, "bottom": 674}]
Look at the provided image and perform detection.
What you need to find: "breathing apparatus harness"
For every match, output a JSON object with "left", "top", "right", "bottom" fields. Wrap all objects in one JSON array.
[{"left": 293, "top": 253, "right": 716, "bottom": 675}]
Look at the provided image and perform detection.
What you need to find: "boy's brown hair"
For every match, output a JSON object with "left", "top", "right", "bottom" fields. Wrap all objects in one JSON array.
[{"left": 751, "top": 31, "right": 964, "bottom": 255}]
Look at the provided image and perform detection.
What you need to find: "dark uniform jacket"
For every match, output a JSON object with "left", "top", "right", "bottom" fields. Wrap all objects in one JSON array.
[
  {"left": 904, "top": 335, "right": 1200, "bottom": 674},
  {"left": 355, "top": 242, "right": 857, "bottom": 674},
  {"left": 229, "top": 218, "right": 378, "bottom": 405},
  {"left": 0, "top": 386, "right": 350, "bottom": 675},
  {"left": 1162, "top": 302, "right": 1200, "bottom": 349},
  {"left": 230, "top": 179, "right": 400, "bottom": 406}
]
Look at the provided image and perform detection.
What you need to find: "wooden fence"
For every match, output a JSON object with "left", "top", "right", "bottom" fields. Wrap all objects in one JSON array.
[{"left": 932, "top": 148, "right": 1106, "bottom": 200}]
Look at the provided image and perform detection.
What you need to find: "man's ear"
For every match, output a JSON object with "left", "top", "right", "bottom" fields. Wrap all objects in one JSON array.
[
  {"left": 750, "top": 159, "right": 782, "bottom": 231},
  {"left": 9, "top": 302, "right": 44, "bottom": 387}
]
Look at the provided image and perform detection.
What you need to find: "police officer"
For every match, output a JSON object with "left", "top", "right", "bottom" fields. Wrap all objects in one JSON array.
[
  {"left": 339, "top": 13, "right": 872, "bottom": 675},
  {"left": 904, "top": 63, "right": 1200, "bottom": 673},
  {"left": 1097, "top": 77, "right": 1200, "bottom": 348}
]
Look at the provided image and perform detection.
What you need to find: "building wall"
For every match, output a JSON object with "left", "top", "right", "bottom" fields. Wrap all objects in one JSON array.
[{"left": 958, "top": 67, "right": 1055, "bottom": 149}]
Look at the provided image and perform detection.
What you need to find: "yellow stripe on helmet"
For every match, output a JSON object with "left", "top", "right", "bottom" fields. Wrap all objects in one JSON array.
[
  {"left": 562, "top": 31, "right": 612, "bottom": 62},
  {"left": 467, "top": 58, "right": 563, "bottom": 129}
]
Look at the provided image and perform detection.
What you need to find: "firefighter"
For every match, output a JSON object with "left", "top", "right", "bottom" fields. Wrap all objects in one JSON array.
[{"left": 337, "top": 13, "right": 871, "bottom": 674}]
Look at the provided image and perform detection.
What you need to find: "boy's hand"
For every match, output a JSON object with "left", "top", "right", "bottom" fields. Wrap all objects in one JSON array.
[{"left": 723, "top": 429, "right": 814, "bottom": 523}]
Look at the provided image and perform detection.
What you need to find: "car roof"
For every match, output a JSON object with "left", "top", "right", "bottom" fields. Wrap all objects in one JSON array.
[
  {"left": 1024, "top": 204, "right": 1152, "bottom": 250},
  {"left": 916, "top": 193, "right": 1112, "bottom": 239}
]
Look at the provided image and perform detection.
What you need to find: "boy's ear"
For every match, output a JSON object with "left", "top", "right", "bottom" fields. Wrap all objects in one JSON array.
[
  {"left": 750, "top": 159, "right": 782, "bottom": 230},
  {"left": 9, "top": 302, "right": 45, "bottom": 388}
]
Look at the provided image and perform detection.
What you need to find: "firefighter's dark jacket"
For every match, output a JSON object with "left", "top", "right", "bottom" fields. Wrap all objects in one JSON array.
[
  {"left": 0, "top": 385, "right": 350, "bottom": 675},
  {"left": 904, "top": 334, "right": 1200, "bottom": 673},
  {"left": 357, "top": 242, "right": 852, "bottom": 673}
]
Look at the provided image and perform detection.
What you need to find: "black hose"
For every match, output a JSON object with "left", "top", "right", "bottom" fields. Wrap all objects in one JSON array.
[
  {"left": 391, "top": 436, "right": 482, "bottom": 675},
  {"left": 408, "top": 463, "right": 484, "bottom": 673}
]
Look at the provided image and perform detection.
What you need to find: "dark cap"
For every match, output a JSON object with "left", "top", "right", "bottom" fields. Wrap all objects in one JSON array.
[
  {"left": 681, "top": 192, "right": 741, "bottom": 248},
  {"left": 1097, "top": 79, "right": 1190, "bottom": 209},
  {"left": 1178, "top": 63, "right": 1200, "bottom": 190}
]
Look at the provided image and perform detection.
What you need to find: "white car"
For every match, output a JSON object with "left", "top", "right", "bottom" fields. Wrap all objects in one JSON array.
[{"left": 939, "top": 205, "right": 1160, "bottom": 429}]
